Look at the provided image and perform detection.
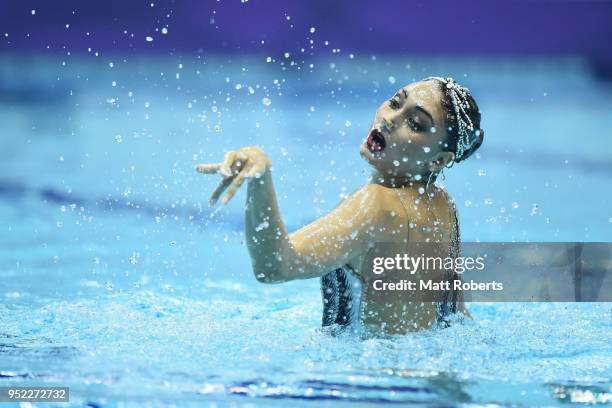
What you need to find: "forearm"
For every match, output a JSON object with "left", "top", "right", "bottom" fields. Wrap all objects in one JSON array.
[{"left": 244, "top": 170, "right": 300, "bottom": 282}]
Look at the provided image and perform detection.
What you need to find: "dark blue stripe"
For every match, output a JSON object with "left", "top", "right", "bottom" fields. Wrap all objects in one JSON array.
[{"left": 0, "top": 179, "right": 311, "bottom": 232}]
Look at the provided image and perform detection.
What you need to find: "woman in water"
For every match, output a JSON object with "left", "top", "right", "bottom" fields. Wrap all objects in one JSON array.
[{"left": 196, "top": 77, "right": 484, "bottom": 336}]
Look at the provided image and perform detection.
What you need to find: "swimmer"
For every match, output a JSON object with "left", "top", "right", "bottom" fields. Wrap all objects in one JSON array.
[{"left": 196, "top": 77, "right": 483, "bottom": 335}]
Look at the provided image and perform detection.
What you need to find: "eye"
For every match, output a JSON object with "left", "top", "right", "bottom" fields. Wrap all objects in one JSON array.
[
  {"left": 409, "top": 117, "right": 423, "bottom": 132},
  {"left": 388, "top": 95, "right": 401, "bottom": 109}
]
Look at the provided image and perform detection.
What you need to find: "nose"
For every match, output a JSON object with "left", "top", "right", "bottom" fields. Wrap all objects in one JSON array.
[{"left": 380, "top": 117, "right": 394, "bottom": 132}]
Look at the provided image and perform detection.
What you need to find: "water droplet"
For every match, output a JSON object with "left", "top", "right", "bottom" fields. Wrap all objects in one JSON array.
[
  {"left": 423, "top": 146, "right": 431, "bottom": 153},
  {"left": 145, "top": 36, "right": 153, "bottom": 42},
  {"left": 255, "top": 221, "right": 270, "bottom": 231},
  {"left": 388, "top": 76, "right": 396, "bottom": 84},
  {"left": 31, "top": 9, "right": 36, "bottom": 15},
  {"left": 115, "top": 134, "right": 123, "bottom": 143},
  {"left": 310, "top": 27, "right": 316, "bottom": 33},
  {"left": 418, "top": 187, "right": 425, "bottom": 194},
  {"left": 464, "top": 200, "right": 472, "bottom": 207},
  {"left": 393, "top": 160, "right": 400, "bottom": 167},
  {"left": 414, "top": 174, "right": 422, "bottom": 181},
  {"left": 161, "top": 27, "right": 168, "bottom": 34},
  {"left": 478, "top": 169, "right": 486, "bottom": 176},
  {"left": 345, "top": 120, "right": 351, "bottom": 127},
  {"left": 512, "top": 202, "right": 519, "bottom": 209},
  {"left": 608, "top": 217, "right": 612, "bottom": 223},
  {"left": 129, "top": 252, "right": 140, "bottom": 264},
  {"left": 261, "top": 97, "right": 272, "bottom": 106}
]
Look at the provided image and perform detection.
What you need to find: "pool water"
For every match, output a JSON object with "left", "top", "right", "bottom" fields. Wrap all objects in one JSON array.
[{"left": 0, "top": 55, "right": 611, "bottom": 406}]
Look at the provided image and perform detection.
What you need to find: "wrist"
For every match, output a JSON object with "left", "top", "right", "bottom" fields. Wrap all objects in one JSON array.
[{"left": 247, "top": 167, "right": 272, "bottom": 187}]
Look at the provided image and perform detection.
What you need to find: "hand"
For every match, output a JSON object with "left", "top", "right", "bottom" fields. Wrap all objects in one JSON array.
[{"left": 195, "top": 146, "right": 271, "bottom": 205}]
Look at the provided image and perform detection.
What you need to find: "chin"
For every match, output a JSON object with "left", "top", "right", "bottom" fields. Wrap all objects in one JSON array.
[
  {"left": 360, "top": 142, "right": 383, "bottom": 163},
  {"left": 359, "top": 145, "right": 386, "bottom": 175}
]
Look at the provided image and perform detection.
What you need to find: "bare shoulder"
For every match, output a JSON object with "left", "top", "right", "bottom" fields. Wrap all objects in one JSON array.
[
  {"left": 357, "top": 183, "right": 411, "bottom": 225},
  {"left": 356, "top": 183, "right": 396, "bottom": 210},
  {"left": 434, "top": 185, "right": 456, "bottom": 207},
  {"left": 360, "top": 182, "right": 392, "bottom": 199},
  {"left": 336, "top": 183, "right": 396, "bottom": 224},
  {"left": 344, "top": 182, "right": 387, "bottom": 204}
]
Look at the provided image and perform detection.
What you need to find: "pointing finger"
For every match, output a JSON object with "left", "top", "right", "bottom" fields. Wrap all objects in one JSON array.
[
  {"left": 209, "top": 176, "right": 234, "bottom": 205},
  {"left": 195, "top": 163, "right": 221, "bottom": 174}
]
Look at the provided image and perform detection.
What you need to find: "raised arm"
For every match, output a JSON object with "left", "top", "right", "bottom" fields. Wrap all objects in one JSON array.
[{"left": 196, "top": 146, "right": 387, "bottom": 283}]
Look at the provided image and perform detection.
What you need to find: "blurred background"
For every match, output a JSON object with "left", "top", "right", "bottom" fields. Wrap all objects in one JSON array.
[
  {"left": 2, "top": 0, "right": 611, "bottom": 278},
  {"left": 1, "top": 1, "right": 611, "bottom": 406}
]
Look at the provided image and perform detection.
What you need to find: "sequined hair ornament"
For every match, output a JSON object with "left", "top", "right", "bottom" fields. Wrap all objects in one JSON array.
[{"left": 425, "top": 76, "right": 481, "bottom": 163}]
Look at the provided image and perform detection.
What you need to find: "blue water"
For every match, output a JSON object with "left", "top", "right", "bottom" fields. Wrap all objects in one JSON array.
[{"left": 0, "top": 54, "right": 611, "bottom": 406}]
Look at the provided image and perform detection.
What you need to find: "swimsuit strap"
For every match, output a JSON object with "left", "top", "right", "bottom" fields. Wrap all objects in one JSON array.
[{"left": 438, "top": 188, "right": 461, "bottom": 317}]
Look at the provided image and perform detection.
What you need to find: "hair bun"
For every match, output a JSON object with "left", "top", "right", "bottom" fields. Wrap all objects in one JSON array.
[{"left": 456, "top": 129, "right": 484, "bottom": 163}]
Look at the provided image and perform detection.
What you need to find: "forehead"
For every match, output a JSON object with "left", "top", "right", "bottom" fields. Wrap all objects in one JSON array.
[{"left": 399, "top": 81, "right": 445, "bottom": 121}]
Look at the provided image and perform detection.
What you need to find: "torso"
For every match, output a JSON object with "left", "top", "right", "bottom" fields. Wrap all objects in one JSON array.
[{"left": 321, "top": 183, "right": 461, "bottom": 336}]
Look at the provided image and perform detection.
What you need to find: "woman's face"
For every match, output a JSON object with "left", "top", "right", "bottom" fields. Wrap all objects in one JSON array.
[{"left": 360, "top": 80, "right": 453, "bottom": 178}]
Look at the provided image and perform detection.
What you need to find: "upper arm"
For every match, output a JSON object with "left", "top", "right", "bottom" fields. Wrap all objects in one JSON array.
[{"left": 286, "top": 183, "right": 389, "bottom": 280}]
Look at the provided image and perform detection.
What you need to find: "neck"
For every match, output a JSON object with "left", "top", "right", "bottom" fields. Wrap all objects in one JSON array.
[{"left": 370, "top": 169, "right": 438, "bottom": 190}]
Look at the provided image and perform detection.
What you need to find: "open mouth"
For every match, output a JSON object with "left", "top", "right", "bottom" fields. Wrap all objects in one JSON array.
[{"left": 366, "top": 128, "right": 386, "bottom": 153}]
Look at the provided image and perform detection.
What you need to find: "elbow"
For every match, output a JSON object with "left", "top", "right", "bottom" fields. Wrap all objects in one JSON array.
[
  {"left": 251, "top": 254, "right": 306, "bottom": 284},
  {"left": 253, "top": 266, "right": 289, "bottom": 284}
]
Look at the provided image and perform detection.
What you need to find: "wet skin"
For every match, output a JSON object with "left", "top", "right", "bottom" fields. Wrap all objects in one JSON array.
[{"left": 196, "top": 80, "right": 469, "bottom": 334}]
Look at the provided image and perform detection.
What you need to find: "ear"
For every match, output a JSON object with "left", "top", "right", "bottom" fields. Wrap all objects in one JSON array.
[{"left": 428, "top": 151, "right": 455, "bottom": 173}]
